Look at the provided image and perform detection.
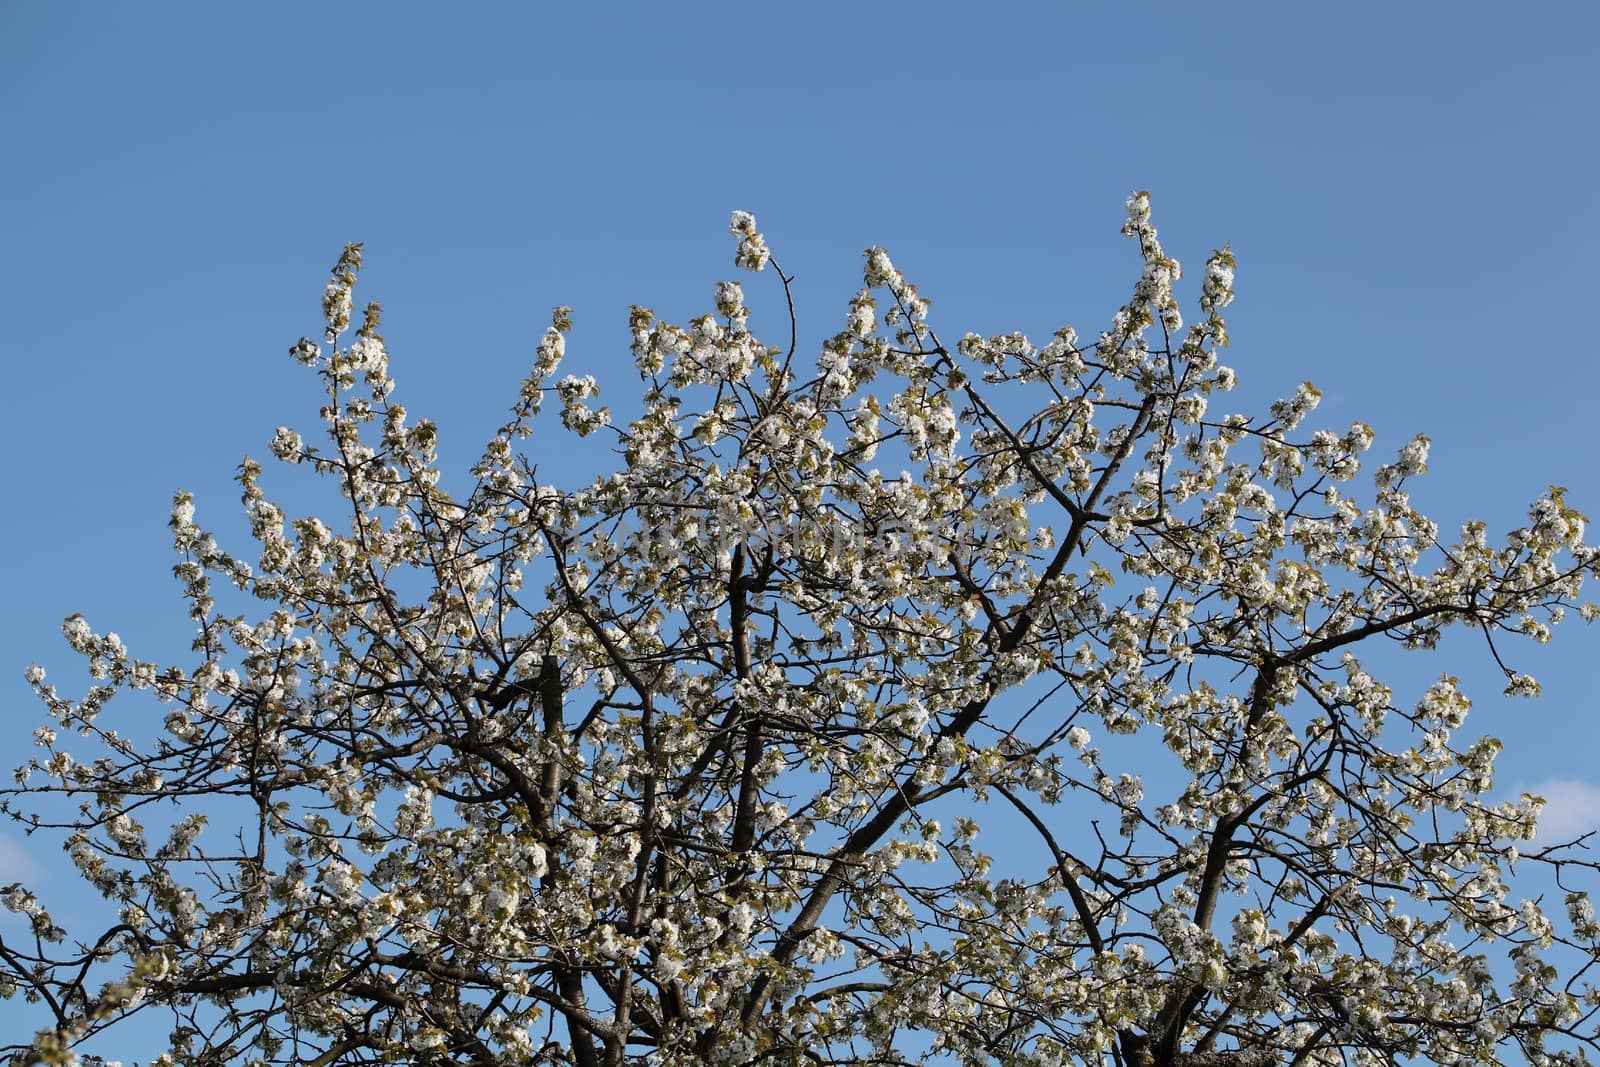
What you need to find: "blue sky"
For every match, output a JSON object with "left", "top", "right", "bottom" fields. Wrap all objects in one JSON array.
[{"left": 2, "top": 1, "right": 1598, "bottom": 1056}]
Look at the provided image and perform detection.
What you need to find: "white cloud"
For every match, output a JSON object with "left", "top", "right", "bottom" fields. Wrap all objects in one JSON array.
[
  {"left": 0, "top": 835, "right": 46, "bottom": 930},
  {"left": 0, "top": 833, "right": 44, "bottom": 884},
  {"left": 1526, "top": 778, "right": 1600, "bottom": 844}
]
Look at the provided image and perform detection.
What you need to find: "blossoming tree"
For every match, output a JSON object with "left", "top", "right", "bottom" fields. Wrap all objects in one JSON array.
[{"left": 7, "top": 197, "right": 1600, "bottom": 1067}]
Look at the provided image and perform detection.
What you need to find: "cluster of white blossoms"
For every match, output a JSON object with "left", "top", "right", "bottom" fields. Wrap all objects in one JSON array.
[
  {"left": 729, "top": 210, "right": 770, "bottom": 272},
  {"left": 556, "top": 372, "right": 609, "bottom": 436},
  {"left": 7, "top": 197, "right": 1600, "bottom": 1067}
]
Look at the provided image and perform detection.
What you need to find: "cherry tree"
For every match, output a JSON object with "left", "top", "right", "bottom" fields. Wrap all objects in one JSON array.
[{"left": 7, "top": 196, "right": 1600, "bottom": 1067}]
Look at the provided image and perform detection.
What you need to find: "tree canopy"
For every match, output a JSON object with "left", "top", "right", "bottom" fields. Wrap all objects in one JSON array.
[{"left": 6, "top": 197, "right": 1600, "bottom": 1067}]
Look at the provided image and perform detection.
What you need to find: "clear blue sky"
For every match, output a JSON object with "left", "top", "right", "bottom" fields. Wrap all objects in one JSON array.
[{"left": 3, "top": 1, "right": 1598, "bottom": 1055}]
